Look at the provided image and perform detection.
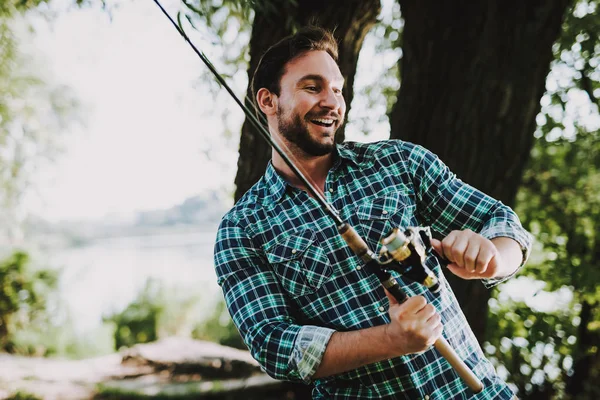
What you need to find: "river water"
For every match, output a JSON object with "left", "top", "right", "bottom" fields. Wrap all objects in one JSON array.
[{"left": 45, "top": 229, "right": 222, "bottom": 334}]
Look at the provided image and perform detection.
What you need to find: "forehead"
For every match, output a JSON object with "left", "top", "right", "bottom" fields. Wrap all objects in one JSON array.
[{"left": 280, "top": 50, "right": 344, "bottom": 86}]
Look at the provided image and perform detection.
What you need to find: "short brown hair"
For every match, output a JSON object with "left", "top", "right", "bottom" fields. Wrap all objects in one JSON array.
[{"left": 251, "top": 26, "right": 339, "bottom": 108}]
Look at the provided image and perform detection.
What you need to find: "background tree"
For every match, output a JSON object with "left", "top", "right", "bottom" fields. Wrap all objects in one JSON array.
[
  {"left": 0, "top": 0, "right": 86, "bottom": 240},
  {"left": 484, "top": 129, "right": 600, "bottom": 399},
  {"left": 482, "top": 1, "right": 600, "bottom": 397},
  {"left": 388, "top": 0, "right": 573, "bottom": 342}
]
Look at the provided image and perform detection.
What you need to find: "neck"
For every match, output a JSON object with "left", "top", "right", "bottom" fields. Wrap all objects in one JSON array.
[{"left": 271, "top": 142, "right": 334, "bottom": 196}]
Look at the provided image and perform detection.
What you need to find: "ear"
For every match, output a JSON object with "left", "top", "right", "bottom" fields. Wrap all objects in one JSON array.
[{"left": 256, "top": 88, "right": 277, "bottom": 116}]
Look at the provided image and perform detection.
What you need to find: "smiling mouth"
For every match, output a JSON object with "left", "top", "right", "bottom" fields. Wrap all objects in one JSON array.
[{"left": 310, "top": 118, "right": 336, "bottom": 128}]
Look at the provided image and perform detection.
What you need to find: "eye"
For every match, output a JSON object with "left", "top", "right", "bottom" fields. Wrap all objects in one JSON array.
[
  {"left": 333, "top": 88, "right": 343, "bottom": 95},
  {"left": 305, "top": 85, "right": 319, "bottom": 92}
]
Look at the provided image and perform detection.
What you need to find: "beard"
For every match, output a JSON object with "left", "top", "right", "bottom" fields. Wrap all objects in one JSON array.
[{"left": 277, "top": 107, "right": 338, "bottom": 157}]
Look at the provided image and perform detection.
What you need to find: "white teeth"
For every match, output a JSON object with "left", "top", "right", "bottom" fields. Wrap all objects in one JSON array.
[{"left": 312, "top": 118, "right": 334, "bottom": 124}]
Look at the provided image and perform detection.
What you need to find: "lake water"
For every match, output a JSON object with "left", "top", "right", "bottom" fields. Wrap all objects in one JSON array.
[{"left": 45, "top": 229, "right": 223, "bottom": 334}]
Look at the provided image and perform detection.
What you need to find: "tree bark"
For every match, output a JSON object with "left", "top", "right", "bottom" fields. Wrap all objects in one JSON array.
[
  {"left": 389, "top": 0, "right": 571, "bottom": 343},
  {"left": 566, "top": 300, "right": 599, "bottom": 398},
  {"left": 234, "top": 0, "right": 381, "bottom": 201}
]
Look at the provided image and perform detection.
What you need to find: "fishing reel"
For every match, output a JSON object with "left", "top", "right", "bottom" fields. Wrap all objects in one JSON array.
[{"left": 379, "top": 226, "right": 441, "bottom": 293}]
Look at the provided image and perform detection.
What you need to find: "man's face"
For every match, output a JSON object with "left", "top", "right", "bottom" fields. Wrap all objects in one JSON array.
[{"left": 275, "top": 50, "right": 346, "bottom": 157}]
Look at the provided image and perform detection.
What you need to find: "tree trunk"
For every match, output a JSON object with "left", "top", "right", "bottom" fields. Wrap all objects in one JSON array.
[
  {"left": 389, "top": 0, "right": 571, "bottom": 343},
  {"left": 234, "top": 0, "right": 381, "bottom": 201},
  {"left": 566, "top": 299, "right": 599, "bottom": 398}
]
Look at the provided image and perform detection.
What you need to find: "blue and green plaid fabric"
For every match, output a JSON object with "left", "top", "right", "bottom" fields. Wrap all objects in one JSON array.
[{"left": 214, "top": 140, "right": 532, "bottom": 399}]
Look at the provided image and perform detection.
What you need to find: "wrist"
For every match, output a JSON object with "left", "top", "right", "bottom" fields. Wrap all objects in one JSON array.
[
  {"left": 491, "top": 237, "right": 522, "bottom": 277},
  {"left": 383, "top": 323, "right": 406, "bottom": 358}
]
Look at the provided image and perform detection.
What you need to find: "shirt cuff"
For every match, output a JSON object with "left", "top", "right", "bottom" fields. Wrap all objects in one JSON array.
[
  {"left": 290, "top": 325, "right": 336, "bottom": 383},
  {"left": 480, "top": 222, "right": 534, "bottom": 288}
]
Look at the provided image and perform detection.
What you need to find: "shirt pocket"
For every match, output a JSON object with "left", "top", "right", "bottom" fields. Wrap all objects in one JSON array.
[
  {"left": 355, "top": 194, "right": 416, "bottom": 249},
  {"left": 265, "top": 229, "right": 333, "bottom": 298}
]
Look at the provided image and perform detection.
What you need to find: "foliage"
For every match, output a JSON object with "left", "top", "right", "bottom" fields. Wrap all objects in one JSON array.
[
  {"left": 486, "top": 287, "right": 580, "bottom": 398},
  {"left": 103, "top": 279, "right": 163, "bottom": 350},
  {"left": 102, "top": 277, "right": 244, "bottom": 352},
  {"left": 0, "top": 4, "right": 82, "bottom": 238},
  {"left": 4, "top": 391, "right": 42, "bottom": 400},
  {"left": 490, "top": 0, "right": 600, "bottom": 397},
  {"left": 103, "top": 278, "right": 209, "bottom": 351},
  {"left": 350, "top": 0, "right": 402, "bottom": 137},
  {"left": 0, "top": 251, "right": 58, "bottom": 354},
  {"left": 178, "top": 0, "right": 253, "bottom": 140},
  {"left": 192, "top": 299, "right": 245, "bottom": 350}
]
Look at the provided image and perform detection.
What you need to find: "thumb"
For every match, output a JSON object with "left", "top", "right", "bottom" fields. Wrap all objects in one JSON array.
[
  {"left": 384, "top": 288, "right": 399, "bottom": 305},
  {"left": 430, "top": 238, "right": 443, "bottom": 257}
]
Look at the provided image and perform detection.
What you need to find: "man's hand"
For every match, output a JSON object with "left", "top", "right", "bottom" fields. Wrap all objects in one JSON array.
[
  {"left": 430, "top": 229, "right": 521, "bottom": 280},
  {"left": 430, "top": 229, "right": 501, "bottom": 279},
  {"left": 384, "top": 291, "right": 443, "bottom": 356}
]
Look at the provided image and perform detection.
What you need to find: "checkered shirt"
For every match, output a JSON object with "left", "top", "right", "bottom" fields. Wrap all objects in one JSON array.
[{"left": 214, "top": 140, "right": 532, "bottom": 399}]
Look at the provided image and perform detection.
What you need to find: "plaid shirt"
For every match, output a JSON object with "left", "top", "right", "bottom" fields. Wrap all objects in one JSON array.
[{"left": 214, "top": 140, "right": 532, "bottom": 399}]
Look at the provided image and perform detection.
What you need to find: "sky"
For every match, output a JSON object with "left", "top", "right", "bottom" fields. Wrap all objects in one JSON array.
[
  {"left": 19, "top": 0, "right": 395, "bottom": 222},
  {"left": 22, "top": 0, "right": 242, "bottom": 221}
]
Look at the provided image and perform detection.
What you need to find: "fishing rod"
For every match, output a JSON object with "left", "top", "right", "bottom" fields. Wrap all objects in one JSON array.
[{"left": 152, "top": 0, "right": 483, "bottom": 393}]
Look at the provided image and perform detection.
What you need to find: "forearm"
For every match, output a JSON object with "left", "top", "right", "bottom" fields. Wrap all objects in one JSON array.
[
  {"left": 491, "top": 236, "right": 523, "bottom": 278},
  {"left": 313, "top": 324, "right": 395, "bottom": 379}
]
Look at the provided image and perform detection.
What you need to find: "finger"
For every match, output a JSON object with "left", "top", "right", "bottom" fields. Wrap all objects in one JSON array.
[
  {"left": 446, "top": 263, "right": 478, "bottom": 280},
  {"left": 404, "top": 295, "right": 427, "bottom": 313},
  {"left": 430, "top": 238, "right": 443, "bottom": 258},
  {"left": 450, "top": 235, "right": 470, "bottom": 268},
  {"left": 417, "top": 303, "right": 437, "bottom": 320},
  {"left": 440, "top": 233, "right": 457, "bottom": 262},
  {"left": 476, "top": 245, "right": 497, "bottom": 275},
  {"left": 485, "top": 252, "right": 501, "bottom": 277},
  {"left": 427, "top": 311, "right": 442, "bottom": 325},
  {"left": 432, "top": 321, "right": 444, "bottom": 339},
  {"left": 425, "top": 321, "right": 444, "bottom": 346},
  {"left": 463, "top": 241, "right": 480, "bottom": 273}
]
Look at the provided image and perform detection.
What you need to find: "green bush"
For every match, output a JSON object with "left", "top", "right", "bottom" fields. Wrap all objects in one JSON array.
[
  {"left": 103, "top": 279, "right": 163, "bottom": 350},
  {"left": 103, "top": 279, "right": 246, "bottom": 352},
  {"left": 192, "top": 300, "right": 245, "bottom": 350},
  {"left": 5, "top": 391, "right": 42, "bottom": 400},
  {"left": 0, "top": 251, "right": 58, "bottom": 355}
]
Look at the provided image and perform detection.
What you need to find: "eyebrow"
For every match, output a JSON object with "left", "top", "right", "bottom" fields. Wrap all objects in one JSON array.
[{"left": 297, "top": 74, "right": 345, "bottom": 85}]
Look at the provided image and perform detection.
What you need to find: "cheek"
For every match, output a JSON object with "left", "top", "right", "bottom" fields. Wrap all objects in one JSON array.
[{"left": 292, "top": 93, "right": 317, "bottom": 110}]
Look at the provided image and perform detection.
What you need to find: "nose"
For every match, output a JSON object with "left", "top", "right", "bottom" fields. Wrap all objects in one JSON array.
[{"left": 319, "top": 87, "right": 343, "bottom": 111}]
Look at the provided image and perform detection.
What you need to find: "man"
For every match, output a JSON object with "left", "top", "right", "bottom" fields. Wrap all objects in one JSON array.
[{"left": 214, "top": 26, "right": 532, "bottom": 399}]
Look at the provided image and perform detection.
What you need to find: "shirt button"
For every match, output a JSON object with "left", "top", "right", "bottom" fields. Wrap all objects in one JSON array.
[
  {"left": 424, "top": 396, "right": 430, "bottom": 400},
  {"left": 291, "top": 249, "right": 297, "bottom": 254},
  {"left": 378, "top": 306, "right": 385, "bottom": 312},
  {"left": 356, "top": 265, "right": 362, "bottom": 270},
  {"left": 382, "top": 210, "right": 388, "bottom": 215},
  {"left": 328, "top": 188, "right": 334, "bottom": 193}
]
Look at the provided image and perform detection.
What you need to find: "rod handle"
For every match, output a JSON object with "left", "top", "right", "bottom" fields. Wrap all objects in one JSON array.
[
  {"left": 434, "top": 337, "right": 484, "bottom": 393},
  {"left": 383, "top": 276, "right": 483, "bottom": 393},
  {"left": 382, "top": 276, "right": 409, "bottom": 304},
  {"left": 338, "top": 223, "right": 370, "bottom": 259}
]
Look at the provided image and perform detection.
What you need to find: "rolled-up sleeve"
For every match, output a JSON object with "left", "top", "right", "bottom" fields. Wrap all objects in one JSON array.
[
  {"left": 399, "top": 142, "right": 533, "bottom": 287},
  {"left": 214, "top": 216, "right": 335, "bottom": 382}
]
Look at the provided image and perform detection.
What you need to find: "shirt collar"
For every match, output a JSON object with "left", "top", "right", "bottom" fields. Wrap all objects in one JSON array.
[
  {"left": 264, "top": 161, "right": 289, "bottom": 203},
  {"left": 335, "top": 142, "right": 363, "bottom": 167},
  {"left": 264, "top": 142, "right": 366, "bottom": 203}
]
